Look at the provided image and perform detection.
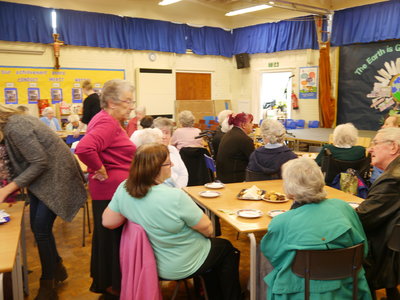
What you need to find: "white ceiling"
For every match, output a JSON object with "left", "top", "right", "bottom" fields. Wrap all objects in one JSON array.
[{"left": 4, "top": 0, "right": 389, "bottom": 28}]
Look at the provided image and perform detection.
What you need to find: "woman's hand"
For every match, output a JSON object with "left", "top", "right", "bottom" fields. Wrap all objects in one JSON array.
[
  {"left": 93, "top": 165, "right": 108, "bottom": 181},
  {"left": 0, "top": 182, "right": 19, "bottom": 203}
]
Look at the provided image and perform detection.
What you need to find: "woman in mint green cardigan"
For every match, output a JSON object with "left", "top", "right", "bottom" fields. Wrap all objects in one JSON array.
[{"left": 261, "top": 157, "right": 372, "bottom": 300}]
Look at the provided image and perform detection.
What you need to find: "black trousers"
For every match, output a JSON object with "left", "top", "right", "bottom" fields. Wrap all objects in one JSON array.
[
  {"left": 191, "top": 238, "right": 242, "bottom": 300},
  {"left": 90, "top": 200, "right": 122, "bottom": 294}
]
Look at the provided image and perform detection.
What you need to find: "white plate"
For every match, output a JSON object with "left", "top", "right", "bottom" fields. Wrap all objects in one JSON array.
[
  {"left": 204, "top": 182, "right": 225, "bottom": 189},
  {"left": 267, "top": 209, "right": 286, "bottom": 218},
  {"left": 348, "top": 202, "right": 360, "bottom": 209},
  {"left": 199, "top": 191, "right": 221, "bottom": 198},
  {"left": 237, "top": 209, "right": 263, "bottom": 218}
]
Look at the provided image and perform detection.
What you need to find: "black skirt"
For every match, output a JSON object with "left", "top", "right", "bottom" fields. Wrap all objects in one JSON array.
[{"left": 90, "top": 199, "right": 123, "bottom": 294}]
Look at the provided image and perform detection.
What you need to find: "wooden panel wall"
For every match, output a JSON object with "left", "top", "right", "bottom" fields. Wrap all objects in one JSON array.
[{"left": 176, "top": 72, "right": 211, "bottom": 100}]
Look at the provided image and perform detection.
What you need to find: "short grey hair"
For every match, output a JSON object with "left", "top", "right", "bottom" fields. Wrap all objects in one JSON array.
[
  {"left": 42, "top": 107, "right": 54, "bottom": 116},
  {"left": 132, "top": 128, "right": 163, "bottom": 148},
  {"left": 260, "top": 119, "right": 286, "bottom": 144},
  {"left": 282, "top": 157, "right": 327, "bottom": 204},
  {"left": 178, "top": 110, "right": 195, "bottom": 127},
  {"left": 218, "top": 110, "right": 233, "bottom": 124},
  {"left": 100, "top": 79, "right": 135, "bottom": 109},
  {"left": 136, "top": 106, "right": 146, "bottom": 114},
  {"left": 333, "top": 123, "right": 358, "bottom": 147},
  {"left": 376, "top": 127, "right": 400, "bottom": 147},
  {"left": 68, "top": 114, "right": 80, "bottom": 123},
  {"left": 153, "top": 117, "right": 174, "bottom": 133}
]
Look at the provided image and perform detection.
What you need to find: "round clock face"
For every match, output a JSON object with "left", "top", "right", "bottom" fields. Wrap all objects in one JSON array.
[{"left": 149, "top": 53, "right": 156, "bottom": 61}]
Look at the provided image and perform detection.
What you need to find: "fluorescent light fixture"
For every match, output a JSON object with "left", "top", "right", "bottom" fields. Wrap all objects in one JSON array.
[
  {"left": 51, "top": 10, "right": 57, "bottom": 34},
  {"left": 225, "top": 4, "right": 271, "bottom": 16},
  {"left": 158, "top": 0, "right": 182, "bottom": 6}
]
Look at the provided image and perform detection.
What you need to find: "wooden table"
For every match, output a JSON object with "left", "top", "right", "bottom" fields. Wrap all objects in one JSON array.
[
  {"left": 286, "top": 128, "right": 376, "bottom": 150},
  {"left": 183, "top": 180, "right": 364, "bottom": 300},
  {"left": 0, "top": 202, "right": 28, "bottom": 300}
]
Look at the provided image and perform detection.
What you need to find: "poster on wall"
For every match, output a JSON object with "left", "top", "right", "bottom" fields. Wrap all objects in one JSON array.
[
  {"left": 51, "top": 88, "right": 63, "bottom": 103},
  {"left": 27, "top": 88, "right": 40, "bottom": 103},
  {"left": 299, "top": 66, "right": 318, "bottom": 99},
  {"left": 338, "top": 40, "right": 400, "bottom": 130},
  {"left": 72, "top": 88, "right": 82, "bottom": 103},
  {"left": 4, "top": 88, "right": 18, "bottom": 104},
  {"left": 0, "top": 66, "right": 125, "bottom": 105}
]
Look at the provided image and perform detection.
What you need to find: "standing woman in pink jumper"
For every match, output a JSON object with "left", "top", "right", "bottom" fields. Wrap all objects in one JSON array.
[{"left": 75, "top": 79, "right": 136, "bottom": 299}]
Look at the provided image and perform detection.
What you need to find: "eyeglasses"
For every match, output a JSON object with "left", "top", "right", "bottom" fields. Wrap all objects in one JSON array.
[
  {"left": 369, "top": 139, "right": 393, "bottom": 147},
  {"left": 120, "top": 99, "right": 136, "bottom": 106},
  {"left": 161, "top": 162, "right": 172, "bottom": 167}
]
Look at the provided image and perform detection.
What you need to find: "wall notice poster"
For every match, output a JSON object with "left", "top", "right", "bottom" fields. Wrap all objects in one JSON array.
[
  {"left": 338, "top": 40, "right": 400, "bottom": 130},
  {"left": 299, "top": 66, "right": 318, "bottom": 99},
  {"left": 0, "top": 66, "right": 125, "bottom": 105}
]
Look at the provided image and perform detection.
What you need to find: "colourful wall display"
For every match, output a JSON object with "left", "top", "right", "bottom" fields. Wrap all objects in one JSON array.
[
  {"left": 0, "top": 66, "right": 125, "bottom": 105},
  {"left": 299, "top": 66, "right": 318, "bottom": 99}
]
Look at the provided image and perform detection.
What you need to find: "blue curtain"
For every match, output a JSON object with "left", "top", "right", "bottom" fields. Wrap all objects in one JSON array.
[
  {"left": 124, "top": 18, "right": 186, "bottom": 53},
  {"left": 57, "top": 9, "right": 126, "bottom": 49},
  {"left": 0, "top": 1, "right": 53, "bottom": 43},
  {"left": 232, "top": 17, "right": 319, "bottom": 54},
  {"left": 185, "top": 26, "right": 233, "bottom": 57},
  {"left": 331, "top": 0, "right": 400, "bottom": 46}
]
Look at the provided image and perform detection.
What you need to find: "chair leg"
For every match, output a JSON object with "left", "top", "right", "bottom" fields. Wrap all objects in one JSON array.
[
  {"left": 171, "top": 280, "right": 181, "bottom": 300},
  {"left": 86, "top": 201, "right": 91, "bottom": 234},
  {"left": 82, "top": 204, "right": 86, "bottom": 247},
  {"left": 198, "top": 275, "right": 209, "bottom": 300}
]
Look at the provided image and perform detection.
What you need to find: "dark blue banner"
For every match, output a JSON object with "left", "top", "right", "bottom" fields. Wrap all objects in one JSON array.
[{"left": 338, "top": 40, "right": 400, "bottom": 130}]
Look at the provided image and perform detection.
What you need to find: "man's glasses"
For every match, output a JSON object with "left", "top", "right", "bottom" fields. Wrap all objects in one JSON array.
[{"left": 369, "top": 139, "right": 393, "bottom": 147}]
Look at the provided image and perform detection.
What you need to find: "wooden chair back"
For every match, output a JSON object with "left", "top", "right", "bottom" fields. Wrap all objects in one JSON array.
[{"left": 291, "top": 243, "right": 364, "bottom": 300}]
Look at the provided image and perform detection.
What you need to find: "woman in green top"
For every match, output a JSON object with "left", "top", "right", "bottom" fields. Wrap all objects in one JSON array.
[
  {"left": 261, "top": 157, "right": 372, "bottom": 300},
  {"left": 102, "top": 143, "right": 242, "bottom": 300},
  {"left": 315, "top": 123, "right": 366, "bottom": 165}
]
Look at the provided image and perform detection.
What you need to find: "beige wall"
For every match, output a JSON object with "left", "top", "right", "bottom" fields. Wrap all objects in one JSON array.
[{"left": 0, "top": 40, "right": 337, "bottom": 124}]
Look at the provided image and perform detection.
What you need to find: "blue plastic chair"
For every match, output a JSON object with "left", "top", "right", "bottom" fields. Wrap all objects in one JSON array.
[
  {"left": 203, "top": 154, "right": 216, "bottom": 173},
  {"left": 203, "top": 116, "right": 216, "bottom": 128},
  {"left": 283, "top": 119, "right": 294, "bottom": 129},
  {"left": 65, "top": 134, "right": 84, "bottom": 145},
  {"left": 308, "top": 120, "right": 320, "bottom": 128},
  {"left": 294, "top": 119, "right": 305, "bottom": 129},
  {"left": 286, "top": 120, "right": 297, "bottom": 129}
]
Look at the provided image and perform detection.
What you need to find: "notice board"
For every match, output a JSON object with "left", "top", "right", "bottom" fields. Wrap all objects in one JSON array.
[{"left": 0, "top": 66, "right": 125, "bottom": 105}]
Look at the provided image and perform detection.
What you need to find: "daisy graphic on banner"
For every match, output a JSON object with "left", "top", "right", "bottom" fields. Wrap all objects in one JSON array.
[{"left": 368, "top": 59, "right": 400, "bottom": 114}]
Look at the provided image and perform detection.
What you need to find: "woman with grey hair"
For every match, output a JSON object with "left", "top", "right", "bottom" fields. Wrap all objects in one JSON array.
[
  {"left": 315, "top": 123, "right": 366, "bottom": 165},
  {"left": 171, "top": 110, "right": 203, "bottom": 150},
  {"left": 126, "top": 105, "right": 146, "bottom": 137},
  {"left": 247, "top": 119, "right": 297, "bottom": 179},
  {"left": 153, "top": 117, "right": 189, "bottom": 187},
  {"left": 260, "top": 157, "right": 372, "bottom": 300},
  {"left": 132, "top": 124, "right": 189, "bottom": 188},
  {"left": 39, "top": 106, "right": 61, "bottom": 131},
  {"left": 75, "top": 79, "right": 136, "bottom": 299},
  {"left": 212, "top": 109, "right": 233, "bottom": 158},
  {"left": 66, "top": 114, "right": 87, "bottom": 137}
]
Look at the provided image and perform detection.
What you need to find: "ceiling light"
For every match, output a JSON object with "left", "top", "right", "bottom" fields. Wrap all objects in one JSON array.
[
  {"left": 225, "top": 4, "right": 272, "bottom": 16},
  {"left": 158, "top": 0, "right": 182, "bottom": 6}
]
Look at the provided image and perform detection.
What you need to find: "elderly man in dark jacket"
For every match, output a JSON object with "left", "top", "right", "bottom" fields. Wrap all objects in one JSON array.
[{"left": 356, "top": 127, "right": 400, "bottom": 300}]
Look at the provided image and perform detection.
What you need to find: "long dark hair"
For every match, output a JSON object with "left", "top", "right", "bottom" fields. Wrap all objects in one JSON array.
[{"left": 125, "top": 143, "right": 168, "bottom": 198}]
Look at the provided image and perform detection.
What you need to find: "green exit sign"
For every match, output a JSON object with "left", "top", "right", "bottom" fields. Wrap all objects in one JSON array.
[{"left": 268, "top": 62, "right": 279, "bottom": 67}]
